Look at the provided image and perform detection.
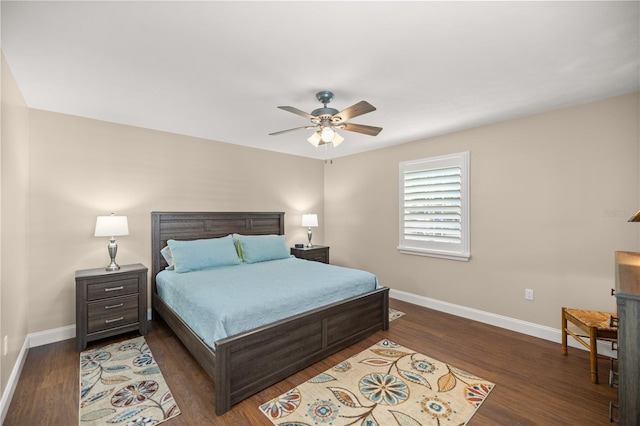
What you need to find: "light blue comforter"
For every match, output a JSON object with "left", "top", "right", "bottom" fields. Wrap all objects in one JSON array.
[{"left": 156, "top": 257, "right": 378, "bottom": 349}]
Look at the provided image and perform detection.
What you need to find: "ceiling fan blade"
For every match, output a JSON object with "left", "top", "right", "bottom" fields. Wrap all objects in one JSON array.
[
  {"left": 340, "top": 123, "right": 383, "bottom": 136},
  {"left": 333, "top": 101, "right": 376, "bottom": 122},
  {"left": 277, "top": 106, "right": 316, "bottom": 120},
  {"left": 269, "top": 126, "right": 315, "bottom": 136}
]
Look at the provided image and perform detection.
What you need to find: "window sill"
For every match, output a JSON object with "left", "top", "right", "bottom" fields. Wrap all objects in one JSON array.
[{"left": 398, "top": 247, "right": 470, "bottom": 262}]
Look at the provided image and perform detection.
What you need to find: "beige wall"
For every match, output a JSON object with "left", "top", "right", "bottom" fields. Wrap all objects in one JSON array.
[
  {"left": 325, "top": 92, "right": 640, "bottom": 328},
  {"left": 27, "top": 110, "right": 324, "bottom": 333},
  {"left": 1, "top": 53, "right": 30, "bottom": 395}
]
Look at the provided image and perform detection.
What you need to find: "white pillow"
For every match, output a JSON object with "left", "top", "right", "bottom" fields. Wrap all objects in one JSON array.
[{"left": 160, "top": 245, "right": 174, "bottom": 270}]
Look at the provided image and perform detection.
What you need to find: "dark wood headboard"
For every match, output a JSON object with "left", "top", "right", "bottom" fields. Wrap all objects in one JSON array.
[{"left": 150, "top": 211, "right": 285, "bottom": 291}]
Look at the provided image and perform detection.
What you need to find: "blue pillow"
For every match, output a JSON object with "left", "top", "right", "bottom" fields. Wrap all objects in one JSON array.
[
  {"left": 167, "top": 236, "right": 241, "bottom": 273},
  {"left": 237, "top": 234, "right": 290, "bottom": 264}
]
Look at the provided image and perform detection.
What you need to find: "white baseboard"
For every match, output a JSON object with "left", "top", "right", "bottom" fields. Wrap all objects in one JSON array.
[
  {"left": 389, "top": 289, "right": 617, "bottom": 358},
  {"left": 0, "top": 336, "right": 30, "bottom": 424},
  {"left": 28, "top": 324, "right": 76, "bottom": 348}
]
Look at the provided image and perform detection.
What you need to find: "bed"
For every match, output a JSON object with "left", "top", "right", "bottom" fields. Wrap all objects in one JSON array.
[{"left": 151, "top": 211, "right": 389, "bottom": 415}]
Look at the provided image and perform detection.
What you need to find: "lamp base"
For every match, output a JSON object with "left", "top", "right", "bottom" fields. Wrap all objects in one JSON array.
[
  {"left": 307, "top": 228, "right": 313, "bottom": 248},
  {"left": 105, "top": 262, "right": 121, "bottom": 271},
  {"left": 105, "top": 238, "right": 121, "bottom": 271}
]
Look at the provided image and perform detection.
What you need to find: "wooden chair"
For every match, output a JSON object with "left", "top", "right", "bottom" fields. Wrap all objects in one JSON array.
[{"left": 561, "top": 307, "right": 617, "bottom": 384}]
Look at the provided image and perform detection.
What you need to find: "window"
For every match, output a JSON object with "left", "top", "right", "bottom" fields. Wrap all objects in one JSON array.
[{"left": 398, "top": 151, "right": 470, "bottom": 261}]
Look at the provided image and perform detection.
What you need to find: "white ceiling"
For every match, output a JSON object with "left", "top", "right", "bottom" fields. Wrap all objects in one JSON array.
[{"left": 2, "top": 1, "right": 639, "bottom": 160}]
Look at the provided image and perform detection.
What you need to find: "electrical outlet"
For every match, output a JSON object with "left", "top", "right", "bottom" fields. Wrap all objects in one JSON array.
[
  {"left": 525, "top": 288, "right": 534, "bottom": 301},
  {"left": 3, "top": 335, "right": 8, "bottom": 356}
]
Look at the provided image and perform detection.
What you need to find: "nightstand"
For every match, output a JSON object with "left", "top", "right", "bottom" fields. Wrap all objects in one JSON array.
[
  {"left": 290, "top": 245, "right": 330, "bottom": 264},
  {"left": 75, "top": 263, "right": 148, "bottom": 351}
]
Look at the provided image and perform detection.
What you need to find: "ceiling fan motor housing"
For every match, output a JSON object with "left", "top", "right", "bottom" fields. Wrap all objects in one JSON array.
[
  {"left": 315, "top": 90, "right": 334, "bottom": 106},
  {"left": 311, "top": 108, "right": 339, "bottom": 118}
]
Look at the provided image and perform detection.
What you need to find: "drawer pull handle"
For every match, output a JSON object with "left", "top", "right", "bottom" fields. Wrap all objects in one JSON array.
[
  {"left": 105, "top": 303, "right": 124, "bottom": 310},
  {"left": 104, "top": 286, "right": 124, "bottom": 292},
  {"left": 609, "top": 401, "right": 619, "bottom": 423},
  {"left": 105, "top": 317, "right": 124, "bottom": 324},
  {"left": 609, "top": 358, "right": 619, "bottom": 388}
]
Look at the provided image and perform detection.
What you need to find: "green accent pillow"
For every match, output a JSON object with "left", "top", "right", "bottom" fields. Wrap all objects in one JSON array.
[{"left": 232, "top": 234, "right": 245, "bottom": 263}]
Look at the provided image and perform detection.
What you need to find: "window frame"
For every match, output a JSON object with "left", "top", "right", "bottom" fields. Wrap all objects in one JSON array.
[{"left": 398, "top": 151, "right": 470, "bottom": 261}]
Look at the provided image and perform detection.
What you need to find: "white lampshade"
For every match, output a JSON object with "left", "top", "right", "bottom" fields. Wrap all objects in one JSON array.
[
  {"left": 94, "top": 214, "right": 129, "bottom": 237},
  {"left": 332, "top": 132, "right": 344, "bottom": 147},
  {"left": 307, "top": 131, "right": 322, "bottom": 147},
  {"left": 301, "top": 214, "right": 318, "bottom": 227}
]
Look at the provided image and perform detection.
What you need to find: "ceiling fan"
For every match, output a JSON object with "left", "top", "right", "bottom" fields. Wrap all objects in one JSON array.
[{"left": 269, "top": 91, "right": 382, "bottom": 147}]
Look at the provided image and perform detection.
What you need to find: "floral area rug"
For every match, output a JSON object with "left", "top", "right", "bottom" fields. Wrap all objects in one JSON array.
[
  {"left": 259, "top": 339, "right": 494, "bottom": 426},
  {"left": 389, "top": 308, "right": 406, "bottom": 321},
  {"left": 79, "top": 336, "right": 181, "bottom": 426}
]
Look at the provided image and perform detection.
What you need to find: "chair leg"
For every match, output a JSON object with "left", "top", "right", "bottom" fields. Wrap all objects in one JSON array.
[
  {"left": 589, "top": 326, "right": 599, "bottom": 384},
  {"left": 561, "top": 307, "right": 568, "bottom": 355}
]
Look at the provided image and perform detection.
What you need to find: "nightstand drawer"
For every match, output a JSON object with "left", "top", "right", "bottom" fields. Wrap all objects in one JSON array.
[
  {"left": 87, "top": 278, "right": 139, "bottom": 301},
  {"left": 87, "top": 295, "right": 139, "bottom": 333},
  {"left": 305, "top": 252, "right": 328, "bottom": 263},
  {"left": 290, "top": 245, "right": 330, "bottom": 264}
]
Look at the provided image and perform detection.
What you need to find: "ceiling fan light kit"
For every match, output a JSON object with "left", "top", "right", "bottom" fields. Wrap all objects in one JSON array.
[
  {"left": 321, "top": 126, "right": 335, "bottom": 142},
  {"left": 307, "top": 131, "right": 321, "bottom": 147},
  {"left": 270, "top": 90, "right": 382, "bottom": 148},
  {"left": 332, "top": 132, "right": 344, "bottom": 147}
]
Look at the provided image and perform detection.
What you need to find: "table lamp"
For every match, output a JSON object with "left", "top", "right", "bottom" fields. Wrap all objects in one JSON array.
[
  {"left": 301, "top": 214, "right": 318, "bottom": 247},
  {"left": 94, "top": 213, "right": 129, "bottom": 271}
]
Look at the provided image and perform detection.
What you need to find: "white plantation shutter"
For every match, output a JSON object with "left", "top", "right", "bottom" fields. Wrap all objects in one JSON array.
[
  {"left": 404, "top": 167, "right": 462, "bottom": 243},
  {"left": 398, "top": 152, "right": 470, "bottom": 261}
]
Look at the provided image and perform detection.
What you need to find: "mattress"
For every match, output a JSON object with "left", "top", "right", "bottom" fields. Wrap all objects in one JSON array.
[{"left": 156, "top": 257, "right": 378, "bottom": 348}]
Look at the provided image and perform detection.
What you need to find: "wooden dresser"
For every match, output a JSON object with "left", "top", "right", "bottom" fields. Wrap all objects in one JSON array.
[
  {"left": 613, "top": 251, "right": 640, "bottom": 424},
  {"left": 75, "top": 263, "right": 148, "bottom": 351}
]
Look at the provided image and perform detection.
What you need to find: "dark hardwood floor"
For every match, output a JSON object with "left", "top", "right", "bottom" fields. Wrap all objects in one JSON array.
[{"left": 5, "top": 299, "right": 617, "bottom": 425}]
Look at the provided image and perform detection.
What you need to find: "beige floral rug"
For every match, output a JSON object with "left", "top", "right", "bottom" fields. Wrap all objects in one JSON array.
[
  {"left": 79, "top": 336, "right": 181, "bottom": 425},
  {"left": 259, "top": 339, "right": 494, "bottom": 425},
  {"left": 389, "top": 308, "right": 406, "bottom": 321}
]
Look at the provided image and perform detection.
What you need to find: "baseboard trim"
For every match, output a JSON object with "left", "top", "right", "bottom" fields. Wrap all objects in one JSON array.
[
  {"left": 389, "top": 289, "right": 617, "bottom": 358},
  {"left": 0, "top": 336, "right": 29, "bottom": 424},
  {"left": 28, "top": 324, "right": 75, "bottom": 348}
]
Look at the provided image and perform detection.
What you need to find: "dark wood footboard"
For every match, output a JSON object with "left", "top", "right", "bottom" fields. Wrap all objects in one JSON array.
[{"left": 214, "top": 286, "right": 389, "bottom": 414}]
